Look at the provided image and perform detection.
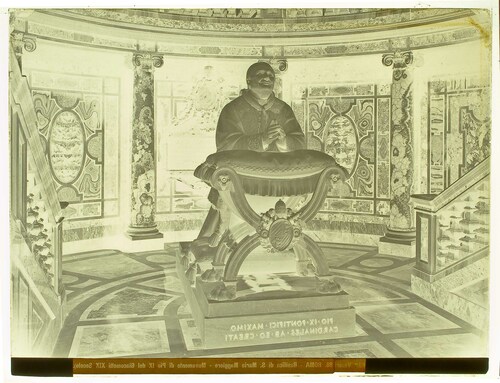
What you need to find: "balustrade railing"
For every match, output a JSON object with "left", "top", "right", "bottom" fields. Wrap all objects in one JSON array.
[
  {"left": 411, "top": 157, "right": 489, "bottom": 282},
  {"left": 10, "top": 45, "right": 67, "bottom": 297}
]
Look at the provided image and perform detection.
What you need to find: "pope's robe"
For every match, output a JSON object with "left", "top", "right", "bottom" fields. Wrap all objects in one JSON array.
[{"left": 216, "top": 89, "right": 306, "bottom": 152}]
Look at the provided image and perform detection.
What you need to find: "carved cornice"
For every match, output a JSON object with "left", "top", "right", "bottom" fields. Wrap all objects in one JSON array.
[
  {"left": 132, "top": 52, "right": 164, "bottom": 71},
  {"left": 382, "top": 51, "right": 414, "bottom": 81}
]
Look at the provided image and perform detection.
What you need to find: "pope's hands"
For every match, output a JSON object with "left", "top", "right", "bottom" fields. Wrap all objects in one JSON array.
[{"left": 262, "top": 120, "right": 286, "bottom": 147}]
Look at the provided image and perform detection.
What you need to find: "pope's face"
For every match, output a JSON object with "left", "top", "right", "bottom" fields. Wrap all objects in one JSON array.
[{"left": 248, "top": 68, "right": 275, "bottom": 98}]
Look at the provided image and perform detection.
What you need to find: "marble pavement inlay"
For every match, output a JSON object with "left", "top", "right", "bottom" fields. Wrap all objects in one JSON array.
[
  {"left": 356, "top": 302, "right": 460, "bottom": 334},
  {"left": 69, "top": 321, "right": 170, "bottom": 358},
  {"left": 64, "top": 254, "right": 153, "bottom": 279},
  {"left": 83, "top": 287, "right": 174, "bottom": 320},
  {"left": 56, "top": 245, "right": 487, "bottom": 358},
  {"left": 393, "top": 333, "right": 487, "bottom": 357}
]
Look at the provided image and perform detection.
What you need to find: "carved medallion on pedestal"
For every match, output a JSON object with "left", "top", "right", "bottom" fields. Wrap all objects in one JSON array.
[{"left": 258, "top": 199, "right": 302, "bottom": 253}]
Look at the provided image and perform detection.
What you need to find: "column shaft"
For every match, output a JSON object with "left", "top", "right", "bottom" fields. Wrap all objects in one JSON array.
[
  {"left": 379, "top": 51, "right": 416, "bottom": 255},
  {"left": 126, "top": 53, "right": 164, "bottom": 240}
]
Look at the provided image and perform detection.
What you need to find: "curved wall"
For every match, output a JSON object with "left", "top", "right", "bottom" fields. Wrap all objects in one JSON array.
[{"left": 15, "top": 9, "right": 492, "bottom": 245}]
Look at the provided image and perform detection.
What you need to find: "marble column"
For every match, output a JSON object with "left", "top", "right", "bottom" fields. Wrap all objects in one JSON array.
[
  {"left": 126, "top": 53, "right": 164, "bottom": 240},
  {"left": 10, "top": 32, "right": 36, "bottom": 73},
  {"left": 379, "top": 51, "right": 416, "bottom": 256}
]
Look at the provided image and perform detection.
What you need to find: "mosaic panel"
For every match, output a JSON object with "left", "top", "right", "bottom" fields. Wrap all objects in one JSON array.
[
  {"left": 31, "top": 72, "right": 120, "bottom": 221},
  {"left": 296, "top": 83, "right": 391, "bottom": 217},
  {"left": 428, "top": 79, "right": 490, "bottom": 193},
  {"left": 155, "top": 63, "right": 246, "bottom": 213}
]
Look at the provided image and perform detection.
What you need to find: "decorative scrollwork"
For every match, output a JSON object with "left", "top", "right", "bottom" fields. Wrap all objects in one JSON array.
[
  {"left": 261, "top": 58, "right": 289, "bottom": 74},
  {"left": 276, "top": 59, "right": 288, "bottom": 72},
  {"left": 216, "top": 173, "right": 232, "bottom": 191},
  {"left": 382, "top": 51, "right": 413, "bottom": 81},
  {"left": 23, "top": 36, "right": 37, "bottom": 52},
  {"left": 152, "top": 55, "right": 164, "bottom": 68},
  {"left": 381, "top": 54, "right": 394, "bottom": 67},
  {"left": 132, "top": 53, "right": 143, "bottom": 67}
]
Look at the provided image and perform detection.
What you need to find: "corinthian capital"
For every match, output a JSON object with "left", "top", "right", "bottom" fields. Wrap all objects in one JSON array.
[
  {"left": 132, "top": 53, "right": 164, "bottom": 71},
  {"left": 382, "top": 51, "right": 413, "bottom": 81}
]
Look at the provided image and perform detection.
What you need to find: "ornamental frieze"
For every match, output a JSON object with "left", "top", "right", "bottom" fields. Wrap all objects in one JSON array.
[
  {"left": 15, "top": 18, "right": 484, "bottom": 59},
  {"left": 57, "top": 8, "right": 474, "bottom": 34}
]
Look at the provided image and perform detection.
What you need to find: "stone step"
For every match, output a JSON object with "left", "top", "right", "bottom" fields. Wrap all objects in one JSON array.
[
  {"left": 446, "top": 243, "right": 471, "bottom": 252},
  {"left": 458, "top": 220, "right": 488, "bottom": 230},
  {"left": 473, "top": 227, "right": 489, "bottom": 235},
  {"left": 459, "top": 235, "right": 489, "bottom": 245},
  {"left": 472, "top": 210, "right": 490, "bottom": 219}
]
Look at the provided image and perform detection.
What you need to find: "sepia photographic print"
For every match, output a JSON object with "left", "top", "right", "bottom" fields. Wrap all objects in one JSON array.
[{"left": 5, "top": 1, "right": 497, "bottom": 375}]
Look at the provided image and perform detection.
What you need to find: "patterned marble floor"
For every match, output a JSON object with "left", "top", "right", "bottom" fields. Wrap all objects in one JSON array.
[{"left": 53, "top": 243, "right": 487, "bottom": 358}]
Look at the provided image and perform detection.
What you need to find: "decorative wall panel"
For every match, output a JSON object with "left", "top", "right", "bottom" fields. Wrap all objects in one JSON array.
[
  {"left": 156, "top": 63, "right": 246, "bottom": 214},
  {"left": 428, "top": 78, "right": 490, "bottom": 193},
  {"left": 293, "top": 83, "right": 392, "bottom": 218},
  {"left": 30, "top": 71, "right": 121, "bottom": 220}
]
